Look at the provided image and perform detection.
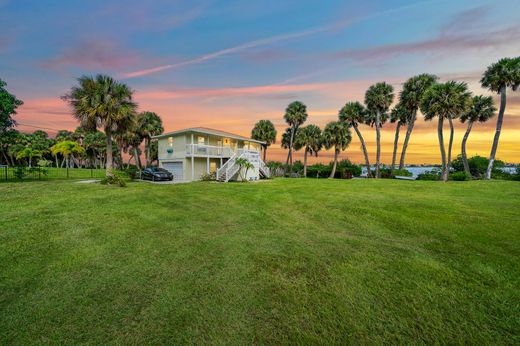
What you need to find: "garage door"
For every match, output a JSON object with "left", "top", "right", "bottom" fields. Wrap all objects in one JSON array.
[{"left": 162, "top": 162, "right": 183, "bottom": 181}]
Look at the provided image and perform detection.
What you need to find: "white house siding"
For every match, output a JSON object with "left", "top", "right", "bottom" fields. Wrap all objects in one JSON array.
[{"left": 158, "top": 134, "right": 186, "bottom": 161}]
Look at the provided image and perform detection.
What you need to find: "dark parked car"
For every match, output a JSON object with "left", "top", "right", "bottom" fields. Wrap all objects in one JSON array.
[{"left": 140, "top": 167, "right": 173, "bottom": 181}]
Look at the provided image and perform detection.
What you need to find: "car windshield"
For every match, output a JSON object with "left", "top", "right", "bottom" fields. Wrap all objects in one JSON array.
[{"left": 151, "top": 168, "right": 168, "bottom": 173}]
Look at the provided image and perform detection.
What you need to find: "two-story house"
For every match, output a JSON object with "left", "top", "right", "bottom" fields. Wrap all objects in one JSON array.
[{"left": 153, "top": 127, "right": 270, "bottom": 182}]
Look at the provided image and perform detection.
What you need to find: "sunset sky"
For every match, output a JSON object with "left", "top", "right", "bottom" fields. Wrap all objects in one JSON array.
[{"left": 1, "top": 0, "right": 519, "bottom": 164}]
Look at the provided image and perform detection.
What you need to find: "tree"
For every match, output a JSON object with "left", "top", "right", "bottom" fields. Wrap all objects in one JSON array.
[
  {"left": 0, "top": 78, "right": 23, "bottom": 133},
  {"left": 321, "top": 121, "right": 352, "bottom": 178},
  {"left": 398, "top": 74, "right": 438, "bottom": 170},
  {"left": 480, "top": 57, "right": 520, "bottom": 179},
  {"left": 235, "top": 157, "right": 254, "bottom": 181},
  {"left": 460, "top": 96, "right": 496, "bottom": 177},
  {"left": 83, "top": 131, "right": 106, "bottom": 168},
  {"left": 338, "top": 101, "right": 372, "bottom": 178},
  {"left": 251, "top": 120, "right": 277, "bottom": 162},
  {"left": 389, "top": 103, "right": 408, "bottom": 176},
  {"left": 294, "top": 124, "right": 322, "bottom": 177},
  {"left": 62, "top": 75, "right": 137, "bottom": 176},
  {"left": 283, "top": 101, "right": 308, "bottom": 166},
  {"left": 365, "top": 82, "right": 394, "bottom": 178},
  {"left": 0, "top": 129, "right": 21, "bottom": 165},
  {"left": 137, "top": 111, "right": 163, "bottom": 167},
  {"left": 281, "top": 127, "right": 297, "bottom": 159},
  {"left": 420, "top": 81, "right": 471, "bottom": 181},
  {"left": 50, "top": 141, "right": 85, "bottom": 168},
  {"left": 16, "top": 148, "right": 42, "bottom": 167},
  {"left": 117, "top": 123, "right": 144, "bottom": 169},
  {"left": 55, "top": 130, "right": 74, "bottom": 142}
]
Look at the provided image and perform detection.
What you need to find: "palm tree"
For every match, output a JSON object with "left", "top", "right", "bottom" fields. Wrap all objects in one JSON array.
[
  {"left": 480, "top": 57, "right": 520, "bottom": 179},
  {"left": 339, "top": 101, "right": 372, "bottom": 178},
  {"left": 16, "top": 147, "right": 42, "bottom": 167},
  {"left": 281, "top": 127, "right": 296, "bottom": 158},
  {"left": 118, "top": 123, "right": 144, "bottom": 169},
  {"left": 365, "top": 82, "right": 394, "bottom": 178},
  {"left": 420, "top": 81, "right": 471, "bottom": 181},
  {"left": 137, "top": 111, "right": 163, "bottom": 167},
  {"left": 50, "top": 141, "right": 85, "bottom": 168},
  {"left": 398, "top": 74, "right": 438, "bottom": 170},
  {"left": 321, "top": 121, "right": 352, "bottom": 178},
  {"left": 389, "top": 103, "right": 408, "bottom": 176},
  {"left": 294, "top": 124, "right": 322, "bottom": 177},
  {"left": 460, "top": 96, "right": 496, "bottom": 177},
  {"left": 283, "top": 101, "right": 308, "bottom": 166},
  {"left": 251, "top": 120, "right": 277, "bottom": 162},
  {"left": 235, "top": 157, "right": 254, "bottom": 181},
  {"left": 62, "top": 75, "right": 137, "bottom": 176}
]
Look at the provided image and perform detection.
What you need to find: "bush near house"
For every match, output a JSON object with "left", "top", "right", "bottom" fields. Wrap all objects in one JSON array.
[{"left": 417, "top": 171, "right": 441, "bottom": 181}]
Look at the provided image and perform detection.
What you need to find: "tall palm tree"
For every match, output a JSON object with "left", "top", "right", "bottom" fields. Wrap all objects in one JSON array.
[
  {"left": 398, "top": 74, "right": 438, "bottom": 170},
  {"left": 389, "top": 103, "right": 408, "bottom": 176},
  {"left": 62, "top": 75, "right": 137, "bottom": 176},
  {"left": 460, "top": 95, "right": 496, "bottom": 177},
  {"left": 420, "top": 81, "right": 471, "bottom": 181},
  {"left": 321, "top": 121, "right": 352, "bottom": 178},
  {"left": 137, "top": 111, "right": 163, "bottom": 167},
  {"left": 283, "top": 101, "right": 308, "bottom": 166},
  {"left": 480, "top": 57, "right": 520, "bottom": 179},
  {"left": 339, "top": 101, "right": 372, "bottom": 178},
  {"left": 294, "top": 124, "right": 322, "bottom": 177},
  {"left": 251, "top": 119, "right": 277, "bottom": 162},
  {"left": 365, "top": 82, "right": 394, "bottom": 178}
]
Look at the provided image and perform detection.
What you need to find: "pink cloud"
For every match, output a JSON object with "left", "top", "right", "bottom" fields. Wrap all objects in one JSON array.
[
  {"left": 332, "top": 25, "right": 520, "bottom": 62},
  {"left": 42, "top": 39, "right": 152, "bottom": 71}
]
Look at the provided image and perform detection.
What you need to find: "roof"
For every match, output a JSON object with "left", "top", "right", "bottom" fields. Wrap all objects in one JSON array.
[{"left": 152, "top": 127, "right": 266, "bottom": 144}]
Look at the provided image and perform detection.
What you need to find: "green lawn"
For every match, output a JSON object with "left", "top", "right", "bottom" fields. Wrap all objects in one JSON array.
[{"left": 1, "top": 179, "right": 519, "bottom": 344}]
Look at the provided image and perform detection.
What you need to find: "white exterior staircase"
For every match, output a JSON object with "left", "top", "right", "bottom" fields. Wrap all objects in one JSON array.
[{"left": 216, "top": 149, "right": 270, "bottom": 182}]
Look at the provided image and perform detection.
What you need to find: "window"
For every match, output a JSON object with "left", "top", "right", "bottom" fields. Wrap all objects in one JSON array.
[
  {"left": 223, "top": 138, "right": 230, "bottom": 146},
  {"left": 198, "top": 136, "right": 205, "bottom": 145},
  {"left": 168, "top": 137, "right": 173, "bottom": 146},
  {"left": 210, "top": 162, "right": 217, "bottom": 173}
]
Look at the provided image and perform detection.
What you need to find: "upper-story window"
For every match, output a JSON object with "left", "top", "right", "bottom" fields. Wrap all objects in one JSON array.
[{"left": 197, "top": 136, "right": 205, "bottom": 145}]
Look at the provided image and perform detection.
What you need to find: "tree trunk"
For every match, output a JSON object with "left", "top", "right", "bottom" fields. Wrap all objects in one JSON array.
[
  {"left": 105, "top": 127, "right": 113, "bottom": 176},
  {"left": 447, "top": 117, "right": 455, "bottom": 181},
  {"left": 329, "top": 148, "right": 339, "bottom": 178},
  {"left": 353, "top": 125, "right": 372, "bottom": 178},
  {"left": 375, "top": 111, "right": 381, "bottom": 178},
  {"left": 437, "top": 117, "right": 447, "bottom": 182},
  {"left": 391, "top": 122, "right": 401, "bottom": 176},
  {"left": 486, "top": 87, "right": 507, "bottom": 180},
  {"left": 263, "top": 145, "right": 267, "bottom": 162},
  {"left": 28, "top": 156, "right": 32, "bottom": 168},
  {"left": 399, "top": 111, "right": 416, "bottom": 170},
  {"left": 286, "top": 126, "right": 296, "bottom": 167},
  {"left": 461, "top": 121, "right": 473, "bottom": 178},
  {"left": 134, "top": 147, "right": 142, "bottom": 169},
  {"left": 303, "top": 147, "right": 308, "bottom": 177},
  {"left": 145, "top": 138, "right": 151, "bottom": 167}
]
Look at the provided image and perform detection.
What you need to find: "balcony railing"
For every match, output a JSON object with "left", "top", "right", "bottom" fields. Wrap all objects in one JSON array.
[{"left": 186, "top": 144, "right": 259, "bottom": 157}]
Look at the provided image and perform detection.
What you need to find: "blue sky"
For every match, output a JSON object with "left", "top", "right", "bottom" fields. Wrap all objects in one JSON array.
[{"left": 1, "top": 0, "right": 519, "bottom": 162}]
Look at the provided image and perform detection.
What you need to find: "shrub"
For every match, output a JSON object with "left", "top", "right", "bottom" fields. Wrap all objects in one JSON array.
[
  {"left": 306, "top": 164, "right": 330, "bottom": 178},
  {"left": 124, "top": 165, "right": 139, "bottom": 180},
  {"left": 200, "top": 172, "right": 216, "bottom": 181},
  {"left": 37, "top": 159, "right": 52, "bottom": 167},
  {"left": 450, "top": 171, "right": 470, "bottom": 181},
  {"left": 452, "top": 154, "right": 505, "bottom": 178},
  {"left": 417, "top": 171, "right": 440, "bottom": 181},
  {"left": 379, "top": 168, "right": 412, "bottom": 178},
  {"left": 13, "top": 167, "right": 27, "bottom": 180},
  {"left": 336, "top": 159, "right": 362, "bottom": 177},
  {"left": 100, "top": 170, "right": 127, "bottom": 187}
]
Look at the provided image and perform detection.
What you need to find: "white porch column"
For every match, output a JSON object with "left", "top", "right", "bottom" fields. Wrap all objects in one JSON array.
[
  {"left": 191, "top": 133, "right": 194, "bottom": 180},
  {"left": 207, "top": 156, "right": 210, "bottom": 174},
  {"left": 220, "top": 157, "right": 223, "bottom": 167}
]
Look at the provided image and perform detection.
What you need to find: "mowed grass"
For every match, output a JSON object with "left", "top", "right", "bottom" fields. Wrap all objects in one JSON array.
[{"left": 1, "top": 178, "right": 519, "bottom": 344}]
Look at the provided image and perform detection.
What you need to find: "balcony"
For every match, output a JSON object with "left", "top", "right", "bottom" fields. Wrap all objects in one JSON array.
[{"left": 186, "top": 144, "right": 258, "bottom": 157}]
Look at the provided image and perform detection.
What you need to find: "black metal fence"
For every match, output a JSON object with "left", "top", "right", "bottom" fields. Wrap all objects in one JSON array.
[{"left": 0, "top": 166, "right": 107, "bottom": 182}]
